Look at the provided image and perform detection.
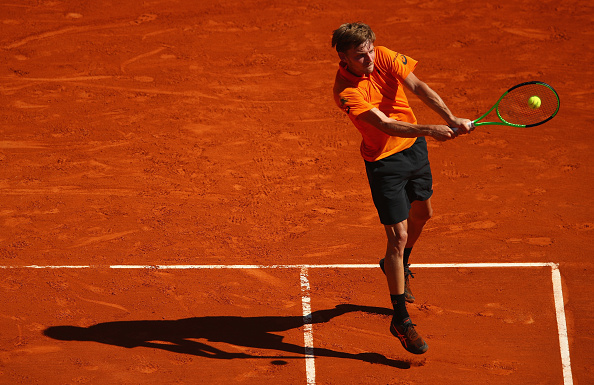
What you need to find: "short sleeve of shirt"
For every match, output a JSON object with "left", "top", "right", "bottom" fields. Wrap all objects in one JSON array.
[
  {"left": 373, "top": 46, "right": 418, "bottom": 83},
  {"left": 335, "top": 87, "right": 374, "bottom": 117}
]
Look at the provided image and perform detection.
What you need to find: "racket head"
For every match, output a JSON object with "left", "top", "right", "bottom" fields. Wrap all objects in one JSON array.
[{"left": 494, "top": 81, "right": 560, "bottom": 127}]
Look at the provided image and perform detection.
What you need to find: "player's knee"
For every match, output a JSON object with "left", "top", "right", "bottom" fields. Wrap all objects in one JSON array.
[
  {"left": 385, "top": 224, "right": 408, "bottom": 248},
  {"left": 394, "top": 228, "right": 408, "bottom": 247}
]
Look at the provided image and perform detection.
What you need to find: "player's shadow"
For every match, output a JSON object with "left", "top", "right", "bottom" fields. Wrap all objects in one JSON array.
[{"left": 43, "top": 304, "right": 414, "bottom": 369}]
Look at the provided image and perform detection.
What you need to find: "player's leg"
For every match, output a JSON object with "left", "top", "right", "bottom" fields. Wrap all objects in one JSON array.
[
  {"left": 384, "top": 222, "right": 428, "bottom": 355},
  {"left": 383, "top": 222, "right": 407, "bottom": 296},
  {"left": 379, "top": 198, "right": 431, "bottom": 302},
  {"left": 405, "top": 198, "right": 432, "bottom": 248},
  {"left": 401, "top": 198, "right": 433, "bottom": 302}
]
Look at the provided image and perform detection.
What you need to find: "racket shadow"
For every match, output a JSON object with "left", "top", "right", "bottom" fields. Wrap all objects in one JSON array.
[{"left": 43, "top": 304, "right": 412, "bottom": 369}]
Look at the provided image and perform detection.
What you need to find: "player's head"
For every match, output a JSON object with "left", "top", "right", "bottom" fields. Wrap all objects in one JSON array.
[
  {"left": 332, "top": 22, "right": 376, "bottom": 53},
  {"left": 332, "top": 22, "right": 376, "bottom": 76}
]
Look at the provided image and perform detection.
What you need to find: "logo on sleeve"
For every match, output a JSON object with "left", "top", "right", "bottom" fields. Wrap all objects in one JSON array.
[{"left": 393, "top": 53, "right": 408, "bottom": 65}]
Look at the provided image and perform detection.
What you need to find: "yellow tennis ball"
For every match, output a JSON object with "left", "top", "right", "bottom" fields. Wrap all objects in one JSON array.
[{"left": 528, "top": 95, "right": 541, "bottom": 109}]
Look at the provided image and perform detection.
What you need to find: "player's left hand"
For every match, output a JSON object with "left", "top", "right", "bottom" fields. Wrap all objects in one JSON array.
[{"left": 448, "top": 117, "right": 473, "bottom": 135}]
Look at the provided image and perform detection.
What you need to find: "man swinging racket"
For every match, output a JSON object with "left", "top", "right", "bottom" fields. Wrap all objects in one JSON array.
[{"left": 332, "top": 22, "right": 473, "bottom": 354}]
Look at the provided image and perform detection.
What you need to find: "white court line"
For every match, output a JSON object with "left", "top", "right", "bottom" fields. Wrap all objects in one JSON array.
[
  {"left": 551, "top": 264, "right": 573, "bottom": 385},
  {"left": 300, "top": 267, "right": 316, "bottom": 385},
  {"left": 0, "top": 262, "right": 572, "bottom": 385},
  {"left": 1, "top": 262, "right": 556, "bottom": 269}
]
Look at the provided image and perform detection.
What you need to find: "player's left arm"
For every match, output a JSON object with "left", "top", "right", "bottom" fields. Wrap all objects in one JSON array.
[{"left": 402, "top": 72, "right": 472, "bottom": 134}]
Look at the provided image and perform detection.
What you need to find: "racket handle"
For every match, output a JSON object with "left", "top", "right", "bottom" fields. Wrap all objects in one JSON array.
[{"left": 450, "top": 121, "right": 475, "bottom": 134}]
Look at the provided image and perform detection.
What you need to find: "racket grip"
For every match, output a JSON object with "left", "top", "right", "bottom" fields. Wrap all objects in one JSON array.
[{"left": 450, "top": 121, "right": 475, "bottom": 134}]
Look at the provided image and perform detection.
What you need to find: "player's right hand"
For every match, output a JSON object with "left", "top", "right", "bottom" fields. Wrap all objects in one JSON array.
[{"left": 430, "top": 125, "right": 458, "bottom": 141}]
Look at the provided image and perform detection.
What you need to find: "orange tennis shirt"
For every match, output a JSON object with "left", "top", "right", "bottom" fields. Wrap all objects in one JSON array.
[{"left": 333, "top": 46, "right": 418, "bottom": 162}]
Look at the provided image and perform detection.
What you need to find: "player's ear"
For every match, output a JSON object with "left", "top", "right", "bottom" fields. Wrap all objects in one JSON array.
[{"left": 338, "top": 52, "right": 347, "bottom": 62}]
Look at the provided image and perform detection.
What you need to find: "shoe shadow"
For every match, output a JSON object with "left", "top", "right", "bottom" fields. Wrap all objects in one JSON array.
[{"left": 43, "top": 304, "right": 412, "bottom": 369}]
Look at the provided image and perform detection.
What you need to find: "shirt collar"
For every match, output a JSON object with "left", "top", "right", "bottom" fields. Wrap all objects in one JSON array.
[{"left": 338, "top": 61, "right": 369, "bottom": 82}]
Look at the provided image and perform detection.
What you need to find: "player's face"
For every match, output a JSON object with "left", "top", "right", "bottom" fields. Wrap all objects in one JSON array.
[{"left": 341, "top": 41, "right": 375, "bottom": 76}]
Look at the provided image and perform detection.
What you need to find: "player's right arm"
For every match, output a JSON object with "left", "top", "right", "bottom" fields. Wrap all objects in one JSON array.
[{"left": 357, "top": 107, "right": 457, "bottom": 142}]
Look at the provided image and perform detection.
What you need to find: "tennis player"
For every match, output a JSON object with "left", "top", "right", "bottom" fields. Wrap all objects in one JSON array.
[{"left": 332, "top": 22, "right": 472, "bottom": 354}]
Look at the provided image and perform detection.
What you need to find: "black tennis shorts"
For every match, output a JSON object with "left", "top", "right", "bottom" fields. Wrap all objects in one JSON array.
[{"left": 364, "top": 137, "right": 433, "bottom": 225}]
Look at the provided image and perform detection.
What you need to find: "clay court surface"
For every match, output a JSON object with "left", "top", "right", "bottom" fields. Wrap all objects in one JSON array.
[{"left": 1, "top": 0, "right": 593, "bottom": 384}]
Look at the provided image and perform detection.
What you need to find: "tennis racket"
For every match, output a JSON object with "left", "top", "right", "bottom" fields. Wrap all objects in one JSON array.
[{"left": 454, "top": 81, "right": 560, "bottom": 132}]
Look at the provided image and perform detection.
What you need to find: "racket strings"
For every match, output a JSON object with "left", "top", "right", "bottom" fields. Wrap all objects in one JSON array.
[{"left": 497, "top": 83, "right": 559, "bottom": 126}]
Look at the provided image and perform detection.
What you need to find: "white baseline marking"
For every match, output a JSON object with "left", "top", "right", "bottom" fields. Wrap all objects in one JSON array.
[
  {"left": 0, "top": 262, "right": 572, "bottom": 385},
  {"left": 300, "top": 267, "right": 316, "bottom": 385},
  {"left": 1, "top": 262, "right": 555, "bottom": 269},
  {"left": 551, "top": 264, "right": 573, "bottom": 385}
]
